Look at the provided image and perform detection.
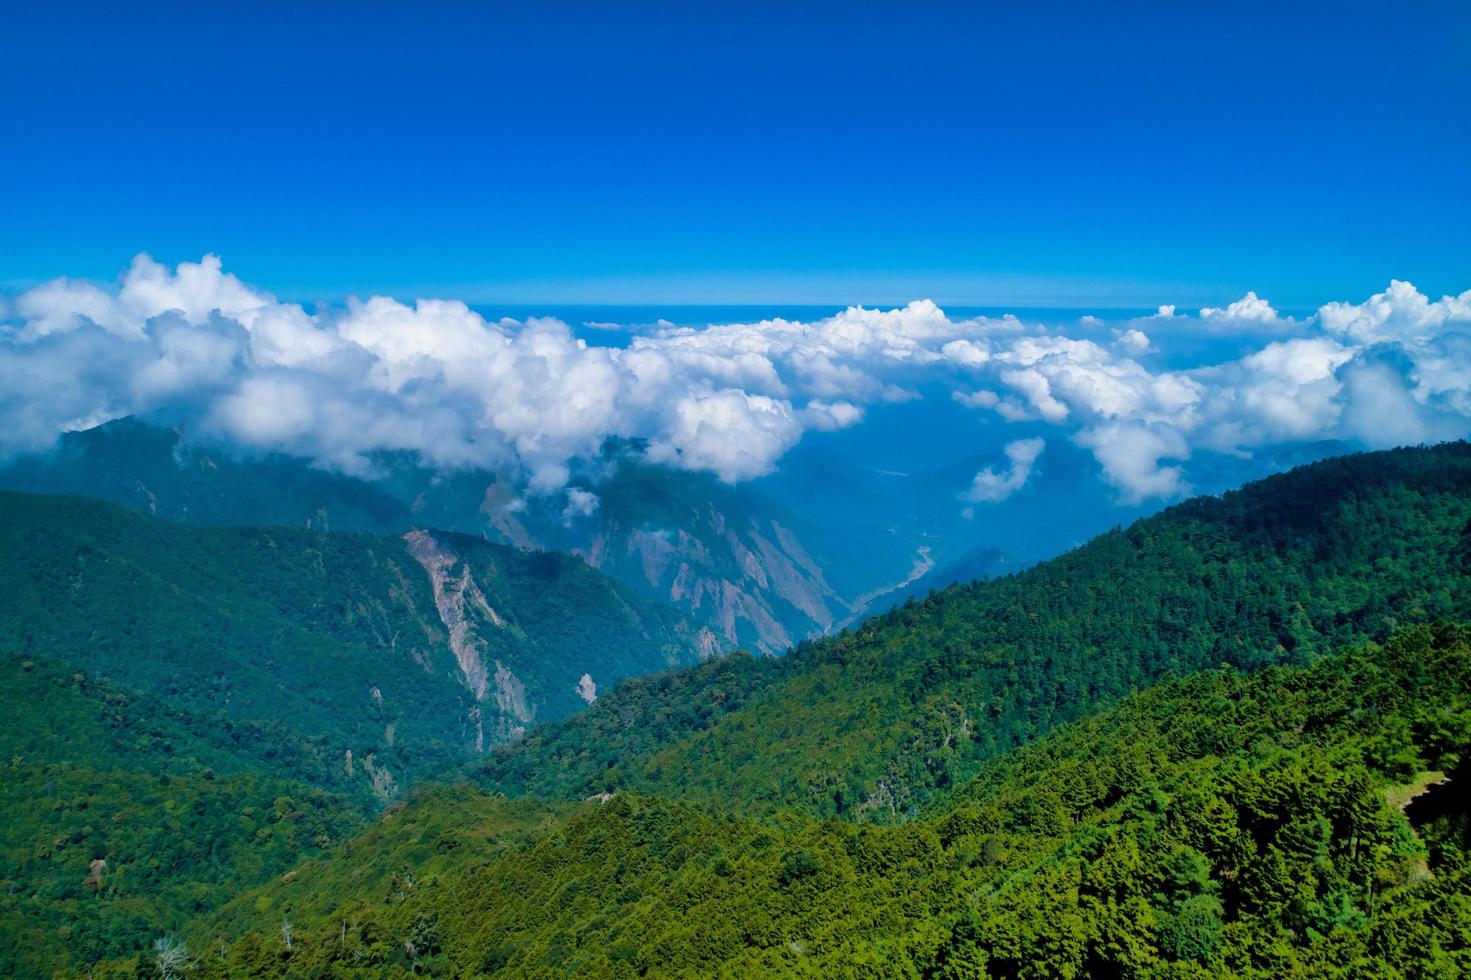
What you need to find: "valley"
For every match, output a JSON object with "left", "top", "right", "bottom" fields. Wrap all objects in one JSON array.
[{"left": 2, "top": 442, "right": 1469, "bottom": 976}]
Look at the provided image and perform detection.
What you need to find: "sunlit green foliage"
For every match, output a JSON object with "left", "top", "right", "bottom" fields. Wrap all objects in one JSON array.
[
  {"left": 196, "top": 625, "right": 1471, "bottom": 977},
  {"left": 5, "top": 444, "right": 1471, "bottom": 977},
  {"left": 480, "top": 443, "right": 1471, "bottom": 818}
]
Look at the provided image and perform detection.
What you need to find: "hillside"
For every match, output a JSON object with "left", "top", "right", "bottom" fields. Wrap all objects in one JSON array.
[
  {"left": 0, "top": 653, "right": 367, "bottom": 976},
  {"left": 4, "top": 444, "right": 1469, "bottom": 976},
  {"left": 0, "top": 490, "right": 705, "bottom": 796},
  {"left": 475, "top": 443, "right": 1471, "bottom": 818},
  {"left": 0, "top": 419, "right": 894, "bottom": 653},
  {"left": 193, "top": 624, "right": 1471, "bottom": 977}
]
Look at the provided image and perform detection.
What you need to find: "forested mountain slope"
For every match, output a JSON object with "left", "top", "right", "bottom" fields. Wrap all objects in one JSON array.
[
  {"left": 195, "top": 625, "right": 1471, "bottom": 978},
  {"left": 0, "top": 653, "right": 365, "bottom": 976},
  {"left": 0, "top": 418, "right": 883, "bottom": 653},
  {"left": 476, "top": 442, "right": 1471, "bottom": 819},
  {"left": 0, "top": 490, "right": 705, "bottom": 796}
]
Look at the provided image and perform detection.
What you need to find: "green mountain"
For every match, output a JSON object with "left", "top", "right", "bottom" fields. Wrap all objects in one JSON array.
[
  {"left": 0, "top": 489, "right": 707, "bottom": 797},
  {"left": 0, "top": 652, "right": 367, "bottom": 976},
  {"left": 475, "top": 443, "right": 1471, "bottom": 818},
  {"left": 193, "top": 624, "right": 1471, "bottom": 977},
  {"left": 7, "top": 443, "right": 1471, "bottom": 977},
  {"left": 0, "top": 419, "right": 883, "bottom": 653}
]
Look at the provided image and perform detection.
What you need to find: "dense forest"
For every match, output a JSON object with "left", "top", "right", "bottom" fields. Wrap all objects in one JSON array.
[
  {"left": 183, "top": 625, "right": 1471, "bottom": 977},
  {"left": 0, "top": 490, "right": 705, "bottom": 794},
  {"left": 0, "top": 418, "right": 881, "bottom": 653},
  {"left": 476, "top": 443, "right": 1471, "bottom": 818},
  {"left": 3, "top": 443, "right": 1471, "bottom": 976},
  {"left": 0, "top": 653, "right": 365, "bottom": 975}
]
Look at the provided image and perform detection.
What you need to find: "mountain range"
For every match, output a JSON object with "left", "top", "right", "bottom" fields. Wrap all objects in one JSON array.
[
  {"left": 0, "top": 419, "right": 978, "bottom": 655},
  {"left": 0, "top": 489, "right": 706, "bottom": 799},
  {"left": 2, "top": 441, "right": 1469, "bottom": 976}
]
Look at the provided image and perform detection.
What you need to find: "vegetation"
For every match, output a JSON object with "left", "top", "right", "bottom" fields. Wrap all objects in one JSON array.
[
  {"left": 478, "top": 443, "right": 1471, "bottom": 818},
  {"left": 0, "top": 654, "right": 363, "bottom": 976},
  {"left": 0, "top": 418, "right": 863, "bottom": 653},
  {"left": 0, "top": 490, "right": 704, "bottom": 794},
  {"left": 4, "top": 443, "right": 1471, "bottom": 976},
  {"left": 192, "top": 625, "right": 1471, "bottom": 977},
  {"left": 0, "top": 652, "right": 364, "bottom": 799}
]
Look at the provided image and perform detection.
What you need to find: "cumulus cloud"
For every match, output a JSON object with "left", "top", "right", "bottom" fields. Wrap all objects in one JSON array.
[
  {"left": 2, "top": 255, "right": 1469, "bottom": 506},
  {"left": 953, "top": 389, "right": 1000, "bottom": 410},
  {"left": 965, "top": 438, "right": 1045, "bottom": 503},
  {"left": 1114, "top": 328, "right": 1153, "bottom": 355},
  {"left": 1075, "top": 422, "right": 1190, "bottom": 504},
  {"left": 1318, "top": 279, "right": 1471, "bottom": 345},
  {"left": 1, "top": 255, "right": 914, "bottom": 488},
  {"left": 1198, "top": 291, "right": 1295, "bottom": 332}
]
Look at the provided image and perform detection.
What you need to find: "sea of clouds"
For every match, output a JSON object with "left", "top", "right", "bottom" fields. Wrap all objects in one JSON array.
[{"left": 2, "top": 255, "right": 1468, "bottom": 506}]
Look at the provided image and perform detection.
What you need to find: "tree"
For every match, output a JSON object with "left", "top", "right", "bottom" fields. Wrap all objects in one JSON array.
[{"left": 153, "top": 937, "right": 188, "bottom": 980}]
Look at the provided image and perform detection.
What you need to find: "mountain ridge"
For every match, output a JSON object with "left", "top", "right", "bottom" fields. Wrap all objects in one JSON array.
[
  {"left": 0, "top": 418, "right": 912, "bottom": 653},
  {"left": 474, "top": 442, "right": 1471, "bottom": 819},
  {"left": 0, "top": 488, "right": 707, "bottom": 798}
]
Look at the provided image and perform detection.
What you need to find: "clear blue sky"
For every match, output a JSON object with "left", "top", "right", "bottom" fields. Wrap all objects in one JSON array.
[{"left": 3, "top": 1, "right": 1468, "bottom": 307}]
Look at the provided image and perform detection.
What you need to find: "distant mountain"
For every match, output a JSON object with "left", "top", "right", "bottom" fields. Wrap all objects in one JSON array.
[
  {"left": 7, "top": 444, "right": 1471, "bottom": 977},
  {"left": 0, "top": 419, "right": 880, "bottom": 653},
  {"left": 0, "top": 490, "right": 705, "bottom": 798},
  {"left": 852, "top": 542, "right": 1018, "bottom": 622},
  {"left": 476, "top": 443, "right": 1471, "bottom": 818}
]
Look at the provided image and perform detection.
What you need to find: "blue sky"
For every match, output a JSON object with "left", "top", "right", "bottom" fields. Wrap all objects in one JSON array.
[{"left": 3, "top": 1, "right": 1468, "bottom": 307}]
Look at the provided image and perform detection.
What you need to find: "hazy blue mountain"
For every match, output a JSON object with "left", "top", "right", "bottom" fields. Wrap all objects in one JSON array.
[
  {"left": 0, "top": 420, "right": 911, "bottom": 652},
  {"left": 0, "top": 415, "right": 1359, "bottom": 658}
]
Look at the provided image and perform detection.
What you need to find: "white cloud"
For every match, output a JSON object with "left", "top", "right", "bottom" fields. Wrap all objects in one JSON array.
[
  {"left": 953, "top": 389, "right": 999, "bottom": 410},
  {"left": 1318, "top": 280, "right": 1471, "bottom": 345},
  {"left": 1192, "top": 337, "right": 1354, "bottom": 449},
  {"left": 562, "top": 487, "right": 601, "bottom": 524},
  {"left": 799, "top": 399, "right": 864, "bottom": 431},
  {"left": 941, "top": 338, "right": 990, "bottom": 368},
  {"left": 965, "top": 437, "right": 1045, "bottom": 503},
  {"left": 1076, "top": 422, "right": 1190, "bottom": 504},
  {"left": 2, "top": 256, "right": 1469, "bottom": 506},
  {"left": 1114, "top": 328, "right": 1153, "bottom": 355},
  {"left": 1199, "top": 290, "right": 1291, "bottom": 330},
  {"left": 644, "top": 389, "right": 804, "bottom": 483}
]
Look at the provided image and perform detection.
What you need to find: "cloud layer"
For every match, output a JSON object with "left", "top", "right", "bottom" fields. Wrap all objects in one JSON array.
[{"left": 3, "top": 255, "right": 1470, "bottom": 503}]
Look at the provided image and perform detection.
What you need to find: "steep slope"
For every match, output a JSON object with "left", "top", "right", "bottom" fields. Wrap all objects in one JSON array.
[
  {"left": 0, "top": 419, "right": 870, "bottom": 653},
  {"left": 476, "top": 442, "right": 1471, "bottom": 818},
  {"left": 0, "top": 651, "right": 367, "bottom": 797},
  {"left": 0, "top": 490, "right": 705, "bottom": 796},
  {"left": 0, "top": 653, "right": 365, "bottom": 977},
  {"left": 197, "top": 625, "right": 1471, "bottom": 977},
  {"left": 549, "top": 458, "right": 852, "bottom": 653}
]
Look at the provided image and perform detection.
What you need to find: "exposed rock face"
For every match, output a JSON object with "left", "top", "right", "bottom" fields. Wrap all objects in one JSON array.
[
  {"left": 403, "top": 529, "right": 503, "bottom": 700},
  {"left": 404, "top": 529, "right": 535, "bottom": 746},
  {"left": 361, "top": 753, "right": 398, "bottom": 802},
  {"left": 576, "top": 672, "right": 597, "bottom": 704},
  {"left": 575, "top": 506, "right": 846, "bottom": 654},
  {"left": 491, "top": 661, "right": 532, "bottom": 739},
  {"left": 693, "top": 627, "right": 722, "bottom": 660},
  {"left": 11, "top": 418, "right": 848, "bottom": 659}
]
